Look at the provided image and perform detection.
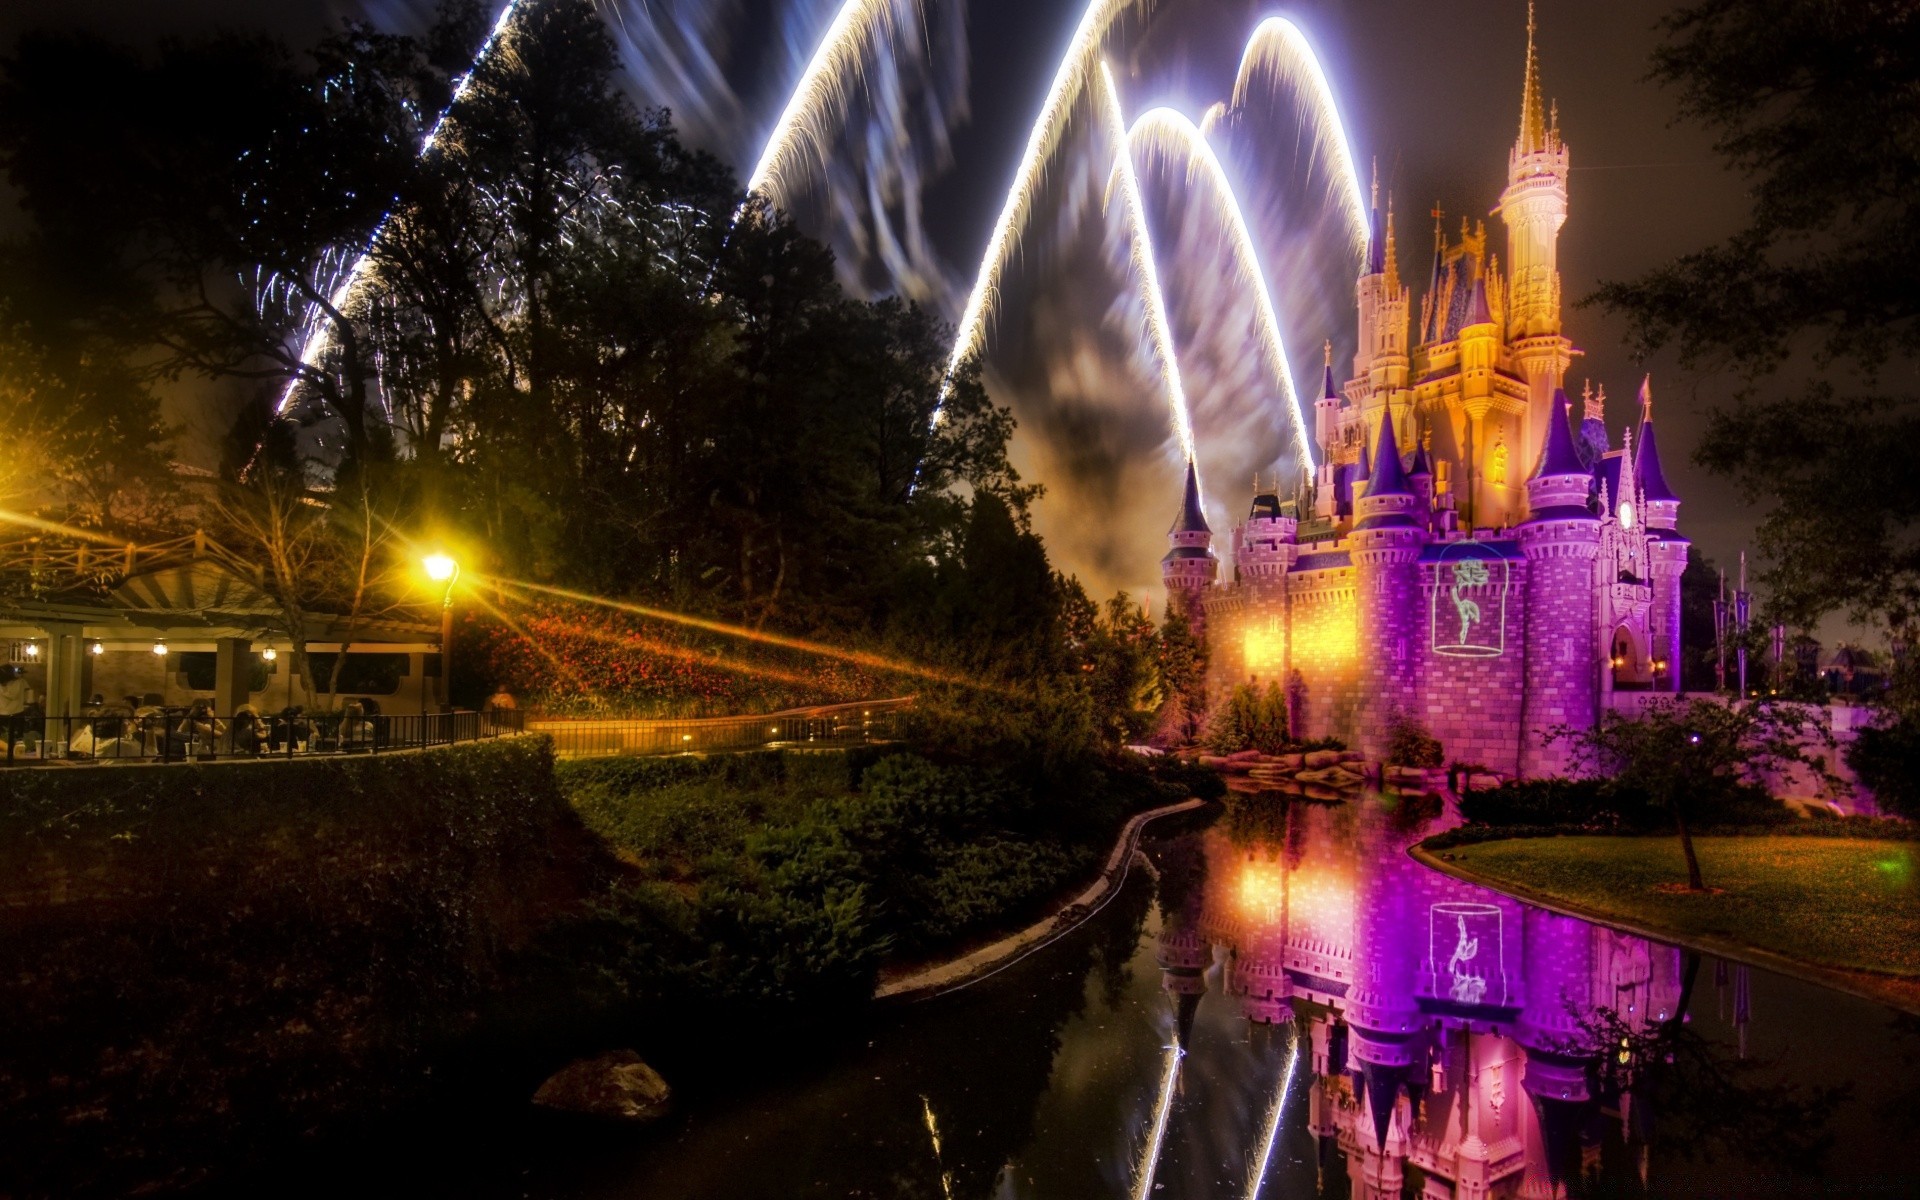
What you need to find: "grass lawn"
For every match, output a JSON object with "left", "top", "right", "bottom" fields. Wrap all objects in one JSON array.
[{"left": 1432, "top": 836, "right": 1920, "bottom": 992}]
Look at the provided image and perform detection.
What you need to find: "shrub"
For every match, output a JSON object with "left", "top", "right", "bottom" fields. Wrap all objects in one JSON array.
[
  {"left": 1847, "top": 714, "right": 1920, "bottom": 820},
  {"left": 1386, "top": 714, "right": 1444, "bottom": 767}
]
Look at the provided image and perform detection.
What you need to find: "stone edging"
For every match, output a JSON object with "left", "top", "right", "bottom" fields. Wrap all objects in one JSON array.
[
  {"left": 1409, "top": 841, "right": 1920, "bottom": 1018},
  {"left": 873, "top": 797, "right": 1209, "bottom": 1003}
]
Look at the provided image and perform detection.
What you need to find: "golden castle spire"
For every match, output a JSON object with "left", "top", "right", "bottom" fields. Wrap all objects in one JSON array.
[
  {"left": 1383, "top": 194, "right": 1401, "bottom": 293},
  {"left": 1518, "top": 0, "right": 1549, "bottom": 155}
]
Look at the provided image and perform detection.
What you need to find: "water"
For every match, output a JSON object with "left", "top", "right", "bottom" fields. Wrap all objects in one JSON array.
[{"left": 266, "top": 795, "right": 1920, "bottom": 1198}]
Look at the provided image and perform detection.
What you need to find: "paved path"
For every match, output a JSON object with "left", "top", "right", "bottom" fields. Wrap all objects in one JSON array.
[{"left": 874, "top": 797, "right": 1208, "bottom": 1003}]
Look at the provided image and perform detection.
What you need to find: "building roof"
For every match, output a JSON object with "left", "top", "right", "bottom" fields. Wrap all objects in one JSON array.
[
  {"left": 1366, "top": 406, "right": 1413, "bottom": 498},
  {"left": 1467, "top": 276, "right": 1492, "bottom": 327},
  {"left": 1534, "top": 388, "right": 1588, "bottom": 479},
  {"left": 1169, "top": 458, "right": 1210, "bottom": 535},
  {"left": 1635, "top": 416, "right": 1678, "bottom": 502}
]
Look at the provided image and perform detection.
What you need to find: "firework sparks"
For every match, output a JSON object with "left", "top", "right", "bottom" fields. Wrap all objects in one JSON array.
[
  {"left": 1097, "top": 62, "right": 1198, "bottom": 474},
  {"left": 1126, "top": 107, "right": 1316, "bottom": 469},
  {"left": 1230, "top": 16, "right": 1369, "bottom": 258},
  {"left": 269, "top": 0, "right": 526, "bottom": 424},
  {"left": 940, "top": 0, "right": 1147, "bottom": 402},
  {"left": 745, "top": 0, "right": 899, "bottom": 200}
]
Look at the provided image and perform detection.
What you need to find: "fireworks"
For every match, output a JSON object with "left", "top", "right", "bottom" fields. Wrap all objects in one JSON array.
[
  {"left": 1230, "top": 16, "right": 1370, "bottom": 257},
  {"left": 745, "top": 0, "right": 899, "bottom": 200},
  {"left": 1244, "top": 1041, "right": 1301, "bottom": 1199},
  {"left": 941, "top": 0, "right": 1147, "bottom": 401},
  {"left": 1126, "top": 107, "right": 1315, "bottom": 469},
  {"left": 1098, "top": 62, "right": 1198, "bottom": 474},
  {"left": 268, "top": 0, "right": 527, "bottom": 425},
  {"left": 1131, "top": 1041, "right": 1184, "bottom": 1200}
]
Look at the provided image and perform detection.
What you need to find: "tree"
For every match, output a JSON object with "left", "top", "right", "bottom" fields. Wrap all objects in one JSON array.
[
  {"left": 1590, "top": 0, "right": 1920, "bottom": 631},
  {"left": 1552, "top": 698, "right": 1829, "bottom": 890},
  {"left": 1155, "top": 610, "right": 1207, "bottom": 743}
]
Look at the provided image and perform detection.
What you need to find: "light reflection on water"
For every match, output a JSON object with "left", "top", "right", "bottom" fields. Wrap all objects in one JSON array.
[{"left": 271, "top": 793, "right": 1920, "bottom": 1198}]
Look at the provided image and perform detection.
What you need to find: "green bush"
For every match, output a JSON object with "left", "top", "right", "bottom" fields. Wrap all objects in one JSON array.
[
  {"left": 0, "top": 737, "right": 586, "bottom": 1196},
  {"left": 1386, "top": 714, "right": 1444, "bottom": 767},
  {"left": 1847, "top": 715, "right": 1920, "bottom": 819}
]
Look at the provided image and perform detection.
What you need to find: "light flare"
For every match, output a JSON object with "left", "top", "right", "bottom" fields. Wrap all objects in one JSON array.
[
  {"left": 1097, "top": 61, "right": 1198, "bottom": 471},
  {"left": 1125, "top": 107, "right": 1315, "bottom": 467},
  {"left": 745, "top": 0, "right": 898, "bottom": 200},
  {"left": 1229, "top": 16, "right": 1368, "bottom": 257},
  {"left": 491, "top": 576, "right": 982, "bottom": 689},
  {"left": 940, "top": 0, "right": 1147, "bottom": 401}
]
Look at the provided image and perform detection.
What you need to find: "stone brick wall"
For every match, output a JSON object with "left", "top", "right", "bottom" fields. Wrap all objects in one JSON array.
[
  {"left": 1519, "top": 532, "right": 1601, "bottom": 776},
  {"left": 1412, "top": 559, "right": 1528, "bottom": 775}
]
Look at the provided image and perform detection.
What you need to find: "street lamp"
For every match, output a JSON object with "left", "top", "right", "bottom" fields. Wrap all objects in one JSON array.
[{"left": 423, "top": 553, "right": 459, "bottom": 711}]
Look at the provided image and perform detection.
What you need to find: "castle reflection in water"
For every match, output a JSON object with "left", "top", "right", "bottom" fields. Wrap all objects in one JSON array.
[{"left": 1154, "top": 793, "right": 1741, "bottom": 1198}]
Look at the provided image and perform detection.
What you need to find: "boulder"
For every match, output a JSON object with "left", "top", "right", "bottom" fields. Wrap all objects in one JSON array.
[
  {"left": 533, "top": 1050, "right": 671, "bottom": 1123},
  {"left": 1466, "top": 773, "right": 1503, "bottom": 792},
  {"left": 1302, "top": 750, "right": 1342, "bottom": 769},
  {"left": 1337, "top": 751, "right": 1366, "bottom": 764},
  {"left": 1275, "top": 752, "right": 1305, "bottom": 769}
]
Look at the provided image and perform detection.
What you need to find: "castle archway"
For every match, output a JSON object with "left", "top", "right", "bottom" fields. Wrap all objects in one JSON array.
[{"left": 1610, "top": 625, "right": 1653, "bottom": 689}]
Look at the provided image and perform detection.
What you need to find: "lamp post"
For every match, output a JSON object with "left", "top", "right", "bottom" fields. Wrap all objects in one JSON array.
[{"left": 423, "top": 554, "right": 459, "bottom": 712}]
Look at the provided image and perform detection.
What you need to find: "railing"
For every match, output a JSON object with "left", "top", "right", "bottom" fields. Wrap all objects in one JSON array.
[
  {"left": 0, "top": 707, "right": 526, "bottom": 766},
  {"left": 525, "top": 696, "right": 913, "bottom": 758}
]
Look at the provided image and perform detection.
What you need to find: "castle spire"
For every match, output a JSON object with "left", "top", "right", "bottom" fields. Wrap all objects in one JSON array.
[
  {"left": 1383, "top": 194, "right": 1401, "bottom": 293},
  {"left": 1635, "top": 376, "right": 1679, "bottom": 502},
  {"left": 1169, "top": 456, "right": 1210, "bottom": 534},
  {"left": 1322, "top": 339, "right": 1339, "bottom": 399},
  {"left": 1365, "top": 161, "right": 1385, "bottom": 276},
  {"left": 1517, "top": 0, "right": 1549, "bottom": 155},
  {"left": 1367, "top": 406, "right": 1413, "bottom": 498},
  {"left": 1534, "top": 387, "right": 1586, "bottom": 480}
]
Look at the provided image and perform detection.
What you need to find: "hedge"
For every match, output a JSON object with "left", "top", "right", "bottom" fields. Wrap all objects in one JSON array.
[{"left": 0, "top": 736, "right": 599, "bottom": 1198}]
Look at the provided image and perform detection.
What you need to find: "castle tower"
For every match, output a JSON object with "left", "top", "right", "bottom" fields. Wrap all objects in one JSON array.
[
  {"left": 1634, "top": 378, "right": 1688, "bottom": 693},
  {"left": 1498, "top": 2, "right": 1574, "bottom": 486},
  {"left": 1354, "top": 190, "right": 1413, "bottom": 458},
  {"left": 1315, "top": 342, "right": 1343, "bottom": 519},
  {"left": 1350, "top": 406, "right": 1425, "bottom": 758},
  {"left": 1162, "top": 458, "right": 1218, "bottom": 640},
  {"left": 1517, "top": 389, "right": 1599, "bottom": 776}
]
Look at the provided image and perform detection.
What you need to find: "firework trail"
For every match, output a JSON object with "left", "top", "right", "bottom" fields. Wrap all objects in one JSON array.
[
  {"left": 1097, "top": 61, "right": 1198, "bottom": 474},
  {"left": 940, "top": 0, "right": 1147, "bottom": 398},
  {"left": 1230, "top": 16, "right": 1369, "bottom": 258},
  {"left": 1131, "top": 1042, "right": 1184, "bottom": 1200},
  {"left": 745, "top": 0, "right": 897, "bottom": 199},
  {"left": 1126, "top": 107, "right": 1315, "bottom": 468},
  {"left": 1243, "top": 1038, "right": 1302, "bottom": 1199},
  {"left": 271, "top": 0, "right": 525, "bottom": 423}
]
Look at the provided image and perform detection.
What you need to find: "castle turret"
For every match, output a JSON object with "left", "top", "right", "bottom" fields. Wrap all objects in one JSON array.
[
  {"left": 1499, "top": 2, "right": 1574, "bottom": 494},
  {"left": 1635, "top": 377, "right": 1688, "bottom": 693},
  {"left": 1518, "top": 389, "right": 1599, "bottom": 777},
  {"left": 1162, "top": 458, "right": 1218, "bottom": 640},
  {"left": 1351, "top": 407, "right": 1425, "bottom": 759},
  {"left": 1315, "top": 342, "right": 1343, "bottom": 519}
]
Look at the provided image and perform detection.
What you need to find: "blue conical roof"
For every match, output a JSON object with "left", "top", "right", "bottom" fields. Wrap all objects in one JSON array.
[
  {"left": 1169, "top": 458, "right": 1210, "bottom": 534},
  {"left": 1367, "top": 407, "right": 1413, "bottom": 497},
  {"left": 1635, "top": 416, "right": 1679, "bottom": 502},
  {"left": 1366, "top": 202, "right": 1385, "bottom": 275},
  {"left": 1467, "top": 276, "right": 1492, "bottom": 326},
  {"left": 1323, "top": 359, "right": 1340, "bottom": 401},
  {"left": 1534, "top": 388, "right": 1586, "bottom": 479}
]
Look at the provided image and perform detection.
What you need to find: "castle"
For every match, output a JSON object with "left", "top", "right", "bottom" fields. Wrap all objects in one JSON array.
[{"left": 1162, "top": 9, "right": 1687, "bottom": 776}]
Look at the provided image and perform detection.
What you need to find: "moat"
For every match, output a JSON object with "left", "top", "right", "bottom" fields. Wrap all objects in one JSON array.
[{"left": 244, "top": 794, "right": 1920, "bottom": 1199}]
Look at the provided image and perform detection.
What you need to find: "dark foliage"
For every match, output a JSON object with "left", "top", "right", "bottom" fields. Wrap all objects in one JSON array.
[
  {"left": 0, "top": 738, "right": 592, "bottom": 1197},
  {"left": 1588, "top": 0, "right": 1920, "bottom": 630}
]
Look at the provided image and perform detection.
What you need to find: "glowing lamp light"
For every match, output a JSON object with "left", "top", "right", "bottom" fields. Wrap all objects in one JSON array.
[
  {"left": 261, "top": 647, "right": 278, "bottom": 663},
  {"left": 1618, "top": 500, "right": 1636, "bottom": 530},
  {"left": 88, "top": 640, "right": 104, "bottom": 656},
  {"left": 22, "top": 642, "right": 38, "bottom": 659},
  {"left": 423, "top": 553, "right": 458, "bottom": 583},
  {"left": 152, "top": 640, "right": 168, "bottom": 657}
]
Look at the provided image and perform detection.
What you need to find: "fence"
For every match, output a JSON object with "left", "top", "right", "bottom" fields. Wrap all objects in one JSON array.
[
  {"left": 1, "top": 706, "right": 526, "bottom": 766},
  {"left": 525, "top": 696, "right": 913, "bottom": 758}
]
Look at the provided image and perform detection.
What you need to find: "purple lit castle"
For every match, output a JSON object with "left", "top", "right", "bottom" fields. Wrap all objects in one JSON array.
[{"left": 1163, "top": 12, "right": 1686, "bottom": 775}]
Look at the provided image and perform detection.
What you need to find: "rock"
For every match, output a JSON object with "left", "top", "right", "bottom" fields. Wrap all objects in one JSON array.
[
  {"left": 1297, "top": 766, "right": 1364, "bottom": 788},
  {"left": 1337, "top": 751, "right": 1366, "bottom": 764},
  {"left": 1385, "top": 765, "right": 1428, "bottom": 784},
  {"left": 1197, "top": 755, "right": 1233, "bottom": 768},
  {"left": 1227, "top": 749, "right": 1264, "bottom": 762},
  {"left": 1466, "top": 773, "right": 1503, "bottom": 792},
  {"left": 533, "top": 1050, "right": 671, "bottom": 1123},
  {"left": 1302, "top": 749, "right": 1342, "bottom": 769},
  {"left": 1275, "top": 752, "right": 1304, "bottom": 768}
]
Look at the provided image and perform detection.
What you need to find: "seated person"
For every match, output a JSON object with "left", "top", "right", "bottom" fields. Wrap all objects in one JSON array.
[
  {"left": 228, "top": 704, "right": 268, "bottom": 756},
  {"left": 338, "top": 701, "right": 376, "bottom": 750},
  {"left": 71, "top": 714, "right": 135, "bottom": 760}
]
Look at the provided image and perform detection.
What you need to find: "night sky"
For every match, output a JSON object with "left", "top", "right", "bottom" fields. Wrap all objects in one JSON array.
[{"left": 0, "top": 0, "right": 1776, "bottom": 618}]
